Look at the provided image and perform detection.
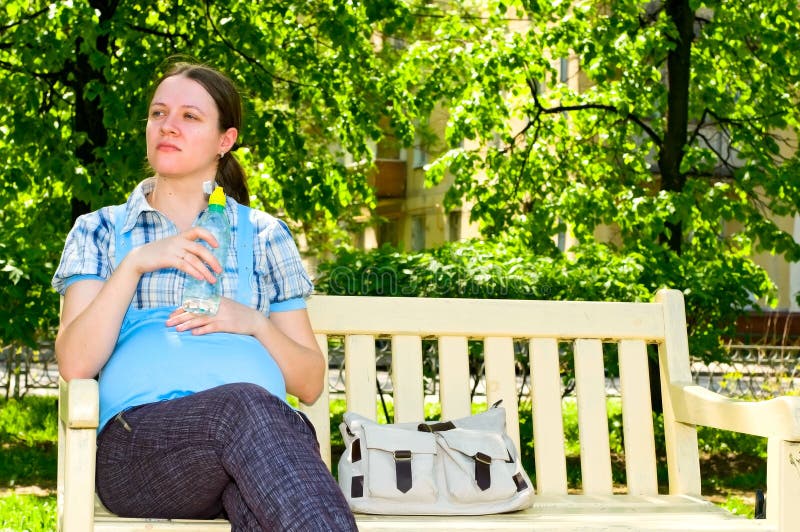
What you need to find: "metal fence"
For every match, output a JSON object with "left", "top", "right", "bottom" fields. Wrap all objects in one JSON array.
[
  {"left": 3, "top": 340, "right": 799, "bottom": 400},
  {"left": 1, "top": 342, "right": 59, "bottom": 399}
]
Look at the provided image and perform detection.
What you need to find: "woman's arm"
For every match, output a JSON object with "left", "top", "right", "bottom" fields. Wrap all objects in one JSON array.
[
  {"left": 254, "top": 309, "right": 325, "bottom": 404},
  {"left": 56, "top": 228, "right": 223, "bottom": 380},
  {"left": 56, "top": 261, "right": 142, "bottom": 380}
]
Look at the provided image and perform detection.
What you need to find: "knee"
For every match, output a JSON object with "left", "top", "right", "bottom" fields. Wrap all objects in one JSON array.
[{"left": 216, "top": 382, "right": 276, "bottom": 410}]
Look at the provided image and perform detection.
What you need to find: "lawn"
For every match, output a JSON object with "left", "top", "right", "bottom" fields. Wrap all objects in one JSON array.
[
  {"left": 0, "top": 395, "right": 57, "bottom": 532},
  {"left": 1, "top": 394, "right": 765, "bottom": 530}
]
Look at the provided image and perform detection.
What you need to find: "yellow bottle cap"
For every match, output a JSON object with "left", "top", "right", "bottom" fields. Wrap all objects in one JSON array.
[{"left": 209, "top": 186, "right": 226, "bottom": 207}]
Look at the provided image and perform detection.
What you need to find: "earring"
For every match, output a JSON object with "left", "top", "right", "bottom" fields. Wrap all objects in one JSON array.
[{"left": 218, "top": 151, "right": 225, "bottom": 159}]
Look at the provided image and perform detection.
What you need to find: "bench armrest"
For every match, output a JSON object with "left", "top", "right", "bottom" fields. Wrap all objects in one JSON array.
[
  {"left": 57, "top": 377, "right": 99, "bottom": 532},
  {"left": 670, "top": 383, "right": 800, "bottom": 440},
  {"left": 59, "top": 377, "right": 100, "bottom": 429}
]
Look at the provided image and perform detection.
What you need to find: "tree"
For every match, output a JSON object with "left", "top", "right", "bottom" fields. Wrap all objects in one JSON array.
[
  {"left": 393, "top": 0, "right": 800, "bottom": 359},
  {"left": 0, "top": 0, "right": 417, "bottom": 347}
]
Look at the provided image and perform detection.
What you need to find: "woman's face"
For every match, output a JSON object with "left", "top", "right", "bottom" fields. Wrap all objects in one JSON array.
[{"left": 146, "top": 75, "right": 236, "bottom": 182}]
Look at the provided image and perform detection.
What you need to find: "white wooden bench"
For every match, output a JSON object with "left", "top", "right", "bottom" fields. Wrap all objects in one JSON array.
[{"left": 57, "top": 288, "right": 800, "bottom": 531}]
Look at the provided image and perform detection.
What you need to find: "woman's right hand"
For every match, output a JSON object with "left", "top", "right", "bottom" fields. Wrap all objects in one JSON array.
[
  {"left": 57, "top": 227, "right": 224, "bottom": 380},
  {"left": 126, "top": 227, "right": 222, "bottom": 283}
]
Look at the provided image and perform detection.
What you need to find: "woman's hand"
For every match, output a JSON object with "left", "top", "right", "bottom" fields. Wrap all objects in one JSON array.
[
  {"left": 166, "top": 297, "right": 264, "bottom": 336},
  {"left": 127, "top": 227, "right": 222, "bottom": 283},
  {"left": 168, "top": 299, "right": 325, "bottom": 404}
]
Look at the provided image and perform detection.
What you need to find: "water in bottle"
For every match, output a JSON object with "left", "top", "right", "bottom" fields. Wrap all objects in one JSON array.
[{"left": 181, "top": 186, "right": 230, "bottom": 315}]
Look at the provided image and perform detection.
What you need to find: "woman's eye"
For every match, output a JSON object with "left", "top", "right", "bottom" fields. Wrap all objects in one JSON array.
[
  {"left": 184, "top": 113, "right": 197, "bottom": 120},
  {"left": 150, "top": 110, "right": 165, "bottom": 118}
]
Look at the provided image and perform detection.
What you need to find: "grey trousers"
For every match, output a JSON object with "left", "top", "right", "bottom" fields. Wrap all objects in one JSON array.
[{"left": 96, "top": 383, "right": 357, "bottom": 531}]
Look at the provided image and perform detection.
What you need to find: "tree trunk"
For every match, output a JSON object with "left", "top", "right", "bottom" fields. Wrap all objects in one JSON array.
[
  {"left": 658, "top": 0, "right": 694, "bottom": 255},
  {"left": 651, "top": 0, "right": 695, "bottom": 413},
  {"left": 69, "top": 1, "right": 117, "bottom": 222}
]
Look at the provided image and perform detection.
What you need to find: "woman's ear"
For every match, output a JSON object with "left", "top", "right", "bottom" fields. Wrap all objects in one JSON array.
[{"left": 220, "top": 127, "right": 238, "bottom": 154}]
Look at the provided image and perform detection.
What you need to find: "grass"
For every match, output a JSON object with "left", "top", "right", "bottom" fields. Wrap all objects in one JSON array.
[
  {"left": 0, "top": 493, "right": 56, "bottom": 532},
  {"left": 1, "top": 394, "right": 767, "bottom": 528},
  {"left": 0, "top": 395, "right": 58, "bottom": 531}
]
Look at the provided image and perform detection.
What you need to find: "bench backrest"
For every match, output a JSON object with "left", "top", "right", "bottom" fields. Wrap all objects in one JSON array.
[{"left": 301, "top": 288, "right": 696, "bottom": 497}]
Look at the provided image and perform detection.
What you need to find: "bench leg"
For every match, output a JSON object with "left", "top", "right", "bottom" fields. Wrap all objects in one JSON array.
[
  {"left": 767, "top": 438, "right": 800, "bottom": 530},
  {"left": 58, "top": 378, "right": 98, "bottom": 532}
]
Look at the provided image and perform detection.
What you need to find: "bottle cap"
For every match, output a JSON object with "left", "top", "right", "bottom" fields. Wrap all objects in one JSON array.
[{"left": 209, "top": 186, "right": 226, "bottom": 208}]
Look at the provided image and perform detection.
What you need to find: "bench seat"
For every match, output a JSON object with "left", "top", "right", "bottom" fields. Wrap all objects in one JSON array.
[
  {"left": 87, "top": 494, "right": 775, "bottom": 531},
  {"left": 57, "top": 289, "right": 800, "bottom": 531}
]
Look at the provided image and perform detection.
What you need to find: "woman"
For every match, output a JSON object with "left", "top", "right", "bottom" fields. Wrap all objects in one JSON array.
[{"left": 52, "top": 61, "right": 357, "bottom": 531}]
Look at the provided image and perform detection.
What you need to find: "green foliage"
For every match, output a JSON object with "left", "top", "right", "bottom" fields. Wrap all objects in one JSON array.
[
  {"left": 316, "top": 239, "right": 651, "bottom": 301},
  {"left": 0, "top": 0, "right": 423, "bottom": 348},
  {"left": 0, "top": 396, "right": 58, "bottom": 489},
  {"left": 0, "top": 493, "right": 56, "bottom": 532},
  {"left": 393, "top": 0, "right": 800, "bottom": 346},
  {"left": 316, "top": 237, "right": 763, "bottom": 360},
  {"left": 719, "top": 496, "right": 756, "bottom": 519},
  {"left": 4, "top": 0, "right": 800, "bottom": 365}
]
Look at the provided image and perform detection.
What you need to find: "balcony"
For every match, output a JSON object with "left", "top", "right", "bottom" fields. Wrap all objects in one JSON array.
[{"left": 368, "top": 159, "right": 406, "bottom": 199}]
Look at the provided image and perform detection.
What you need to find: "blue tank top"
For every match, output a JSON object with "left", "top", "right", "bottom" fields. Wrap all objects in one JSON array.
[{"left": 98, "top": 203, "right": 287, "bottom": 431}]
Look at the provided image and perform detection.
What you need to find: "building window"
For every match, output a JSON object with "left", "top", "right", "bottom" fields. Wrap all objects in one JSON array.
[
  {"left": 560, "top": 57, "right": 569, "bottom": 83},
  {"left": 448, "top": 210, "right": 462, "bottom": 242},
  {"left": 379, "top": 218, "right": 399, "bottom": 248},
  {"left": 411, "top": 215, "right": 426, "bottom": 251},
  {"left": 413, "top": 143, "right": 427, "bottom": 169}
]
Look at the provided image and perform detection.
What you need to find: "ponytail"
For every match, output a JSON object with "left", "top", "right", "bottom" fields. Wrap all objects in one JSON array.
[{"left": 217, "top": 152, "right": 250, "bottom": 206}]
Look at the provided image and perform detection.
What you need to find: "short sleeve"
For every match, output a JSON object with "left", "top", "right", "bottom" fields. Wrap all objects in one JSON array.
[
  {"left": 52, "top": 208, "right": 114, "bottom": 295},
  {"left": 253, "top": 216, "right": 313, "bottom": 308}
]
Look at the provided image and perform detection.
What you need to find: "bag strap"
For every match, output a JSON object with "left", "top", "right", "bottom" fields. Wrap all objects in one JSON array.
[
  {"left": 113, "top": 204, "right": 131, "bottom": 268},
  {"left": 234, "top": 203, "right": 253, "bottom": 305}
]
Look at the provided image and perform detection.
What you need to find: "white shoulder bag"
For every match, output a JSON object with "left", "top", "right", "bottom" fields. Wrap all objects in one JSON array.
[{"left": 337, "top": 402, "right": 534, "bottom": 515}]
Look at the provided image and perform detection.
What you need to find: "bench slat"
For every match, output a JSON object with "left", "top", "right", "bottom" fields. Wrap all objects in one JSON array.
[
  {"left": 307, "top": 296, "right": 666, "bottom": 340},
  {"left": 656, "top": 290, "right": 702, "bottom": 496},
  {"left": 345, "top": 334, "right": 378, "bottom": 420},
  {"left": 618, "top": 338, "right": 658, "bottom": 495},
  {"left": 299, "top": 333, "right": 332, "bottom": 469},
  {"left": 438, "top": 336, "right": 472, "bottom": 420},
  {"left": 574, "top": 339, "right": 613, "bottom": 495},
  {"left": 530, "top": 338, "right": 568, "bottom": 494},
  {"left": 390, "top": 335, "right": 425, "bottom": 423},
  {"left": 484, "top": 336, "right": 521, "bottom": 455}
]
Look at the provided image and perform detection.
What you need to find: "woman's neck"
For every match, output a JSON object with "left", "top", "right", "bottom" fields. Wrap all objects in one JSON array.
[{"left": 147, "top": 176, "right": 210, "bottom": 231}]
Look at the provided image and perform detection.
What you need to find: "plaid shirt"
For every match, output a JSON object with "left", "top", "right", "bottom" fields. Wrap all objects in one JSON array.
[{"left": 52, "top": 178, "right": 313, "bottom": 313}]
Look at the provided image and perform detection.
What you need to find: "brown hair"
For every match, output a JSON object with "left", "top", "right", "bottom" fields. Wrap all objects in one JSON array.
[{"left": 154, "top": 62, "right": 250, "bottom": 205}]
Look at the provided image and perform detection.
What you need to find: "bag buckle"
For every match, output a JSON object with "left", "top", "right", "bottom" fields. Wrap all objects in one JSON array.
[
  {"left": 474, "top": 452, "right": 492, "bottom": 465},
  {"left": 474, "top": 452, "right": 492, "bottom": 491},
  {"left": 393, "top": 450, "right": 413, "bottom": 493},
  {"left": 394, "top": 450, "right": 412, "bottom": 461}
]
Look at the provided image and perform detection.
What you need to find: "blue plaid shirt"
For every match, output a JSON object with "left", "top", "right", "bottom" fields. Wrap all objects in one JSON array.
[{"left": 52, "top": 178, "right": 313, "bottom": 313}]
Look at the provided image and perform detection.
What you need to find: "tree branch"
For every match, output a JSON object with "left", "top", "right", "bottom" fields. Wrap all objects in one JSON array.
[
  {"left": 126, "top": 23, "right": 189, "bottom": 42},
  {"left": 0, "top": 6, "right": 50, "bottom": 32},
  {"left": 524, "top": 75, "right": 662, "bottom": 147},
  {"left": 203, "top": 0, "right": 306, "bottom": 88},
  {"left": 0, "top": 58, "right": 64, "bottom": 80}
]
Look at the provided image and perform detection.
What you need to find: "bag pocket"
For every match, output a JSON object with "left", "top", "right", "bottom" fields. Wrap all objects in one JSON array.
[
  {"left": 437, "top": 429, "right": 519, "bottom": 503},
  {"left": 362, "top": 423, "right": 438, "bottom": 502}
]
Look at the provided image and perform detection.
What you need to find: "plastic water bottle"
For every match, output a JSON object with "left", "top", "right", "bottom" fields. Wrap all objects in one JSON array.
[{"left": 182, "top": 186, "right": 230, "bottom": 315}]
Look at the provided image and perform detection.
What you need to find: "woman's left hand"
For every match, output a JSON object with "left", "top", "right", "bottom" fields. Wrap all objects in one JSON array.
[{"left": 166, "top": 297, "right": 265, "bottom": 336}]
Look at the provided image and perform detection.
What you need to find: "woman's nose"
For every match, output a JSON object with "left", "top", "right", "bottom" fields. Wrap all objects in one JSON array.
[{"left": 160, "top": 114, "right": 179, "bottom": 135}]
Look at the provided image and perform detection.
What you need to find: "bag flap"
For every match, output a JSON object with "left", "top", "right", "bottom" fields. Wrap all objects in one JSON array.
[
  {"left": 343, "top": 411, "right": 373, "bottom": 431},
  {"left": 363, "top": 423, "right": 437, "bottom": 454},
  {"left": 438, "top": 429, "right": 509, "bottom": 460},
  {"left": 451, "top": 407, "right": 506, "bottom": 432}
]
